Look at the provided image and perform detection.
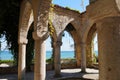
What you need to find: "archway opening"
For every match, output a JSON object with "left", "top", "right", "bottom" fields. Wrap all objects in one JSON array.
[
  {"left": 86, "top": 24, "right": 99, "bottom": 77},
  {"left": 93, "top": 33, "right": 98, "bottom": 64},
  {"left": 0, "top": 35, "right": 14, "bottom": 67},
  {"left": 46, "top": 36, "right": 53, "bottom": 64},
  {"left": 60, "top": 23, "right": 81, "bottom": 69},
  {"left": 61, "top": 31, "right": 76, "bottom": 69},
  {"left": 26, "top": 25, "right": 34, "bottom": 71}
]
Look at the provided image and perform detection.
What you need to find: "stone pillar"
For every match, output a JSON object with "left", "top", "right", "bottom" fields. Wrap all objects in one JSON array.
[
  {"left": 86, "top": 42, "right": 94, "bottom": 66},
  {"left": 18, "top": 40, "right": 27, "bottom": 80},
  {"left": 53, "top": 41, "right": 62, "bottom": 77},
  {"left": 34, "top": 39, "right": 46, "bottom": 80},
  {"left": 75, "top": 43, "right": 81, "bottom": 67},
  {"left": 31, "top": 0, "right": 51, "bottom": 79},
  {"left": 81, "top": 42, "right": 86, "bottom": 72},
  {"left": 97, "top": 17, "right": 120, "bottom": 80}
]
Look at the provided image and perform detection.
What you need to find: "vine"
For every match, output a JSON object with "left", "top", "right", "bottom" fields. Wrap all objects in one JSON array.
[{"left": 48, "top": 4, "right": 55, "bottom": 37}]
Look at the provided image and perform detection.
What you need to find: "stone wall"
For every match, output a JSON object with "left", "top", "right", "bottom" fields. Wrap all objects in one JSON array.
[
  {"left": 30, "top": 63, "right": 77, "bottom": 72},
  {"left": 0, "top": 66, "right": 17, "bottom": 74},
  {"left": 0, "top": 63, "right": 77, "bottom": 74}
]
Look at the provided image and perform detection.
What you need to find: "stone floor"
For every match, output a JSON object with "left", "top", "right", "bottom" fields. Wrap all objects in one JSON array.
[{"left": 0, "top": 68, "right": 99, "bottom": 80}]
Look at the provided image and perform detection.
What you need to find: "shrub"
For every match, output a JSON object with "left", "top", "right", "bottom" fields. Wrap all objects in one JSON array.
[{"left": 0, "top": 60, "right": 13, "bottom": 63}]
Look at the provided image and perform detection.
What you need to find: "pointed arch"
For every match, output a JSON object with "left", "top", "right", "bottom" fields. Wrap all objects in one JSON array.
[
  {"left": 63, "top": 22, "right": 82, "bottom": 67},
  {"left": 86, "top": 23, "right": 97, "bottom": 66},
  {"left": 18, "top": 0, "right": 33, "bottom": 44}
]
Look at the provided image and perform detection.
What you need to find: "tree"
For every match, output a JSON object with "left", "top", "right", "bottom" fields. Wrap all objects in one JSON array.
[
  {"left": 0, "top": 0, "right": 34, "bottom": 70},
  {"left": 0, "top": 0, "right": 20, "bottom": 64}
]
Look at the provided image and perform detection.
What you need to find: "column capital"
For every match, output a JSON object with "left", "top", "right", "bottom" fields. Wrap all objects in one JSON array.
[
  {"left": 32, "top": 31, "right": 49, "bottom": 41},
  {"left": 18, "top": 38, "right": 28, "bottom": 45},
  {"left": 53, "top": 41, "right": 62, "bottom": 47}
]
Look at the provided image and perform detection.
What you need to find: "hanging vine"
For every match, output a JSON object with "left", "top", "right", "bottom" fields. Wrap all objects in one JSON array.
[{"left": 48, "top": 4, "right": 55, "bottom": 37}]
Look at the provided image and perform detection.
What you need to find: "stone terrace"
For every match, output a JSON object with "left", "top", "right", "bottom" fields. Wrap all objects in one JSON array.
[{"left": 0, "top": 68, "right": 99, "bottom": 80}]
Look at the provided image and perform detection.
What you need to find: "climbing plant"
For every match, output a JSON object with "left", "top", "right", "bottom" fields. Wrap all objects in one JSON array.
[{"left": 48, "top": 4, "right": 55, "bottom": 37}]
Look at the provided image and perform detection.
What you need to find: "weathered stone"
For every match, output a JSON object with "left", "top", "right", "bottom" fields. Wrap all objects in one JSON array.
[
  {"left": 52, "top": 41, "right": 62, "bottom": 77},
  {"left": 18, "top": 0, "right": 120, "bottom": 80},
  {"left": 97, "top": 17, "right": 120, "bottom": 80}
]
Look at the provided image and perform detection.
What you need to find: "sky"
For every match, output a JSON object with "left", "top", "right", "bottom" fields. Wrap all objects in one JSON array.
[
  {"left": 93, "top": 34, "right": 98, "bottom": 51},
  {"left": 0, "top": 35, "right": 7, "bottom": 51},
  {"left": 52, "top": 0, "right": 89, "bottom": 12}
]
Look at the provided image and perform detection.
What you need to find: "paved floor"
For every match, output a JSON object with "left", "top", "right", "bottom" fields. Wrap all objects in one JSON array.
[{"left": 0, "top": 68, "right": 99, "bottom": 80}]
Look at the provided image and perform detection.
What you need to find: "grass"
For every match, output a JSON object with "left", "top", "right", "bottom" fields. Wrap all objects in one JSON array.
[{"left": 0, "top": 60, "right": 14, "bottom": 64}]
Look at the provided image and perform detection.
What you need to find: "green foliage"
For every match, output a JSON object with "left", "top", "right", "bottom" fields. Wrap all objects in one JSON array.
[
  {"left": 48, "top": 4, "right": 55, "bottom": 37},
  {"left": 0, "top": 0, "right": 20, "bottom": 65},
  {"left": 0, "top": 0, "right": 35, "bottom": 69},
  {"left": 0, "top": 60, "right": 14, "bottom": 64},
  {"left": 46, "top": 58, "right": 52, "bottom": 64},
  {"left": 93, "top": 52, "right": 98, "bottom": 63},
  {"left": 61, "top": 58, "right": 76, "bottom": 64},
  {"left": 46, "top": 58, "right": 76, "bottom": 64},
  {"left": 94, "top": 53, "right": 98, "bottom": 63},
  {"left": 48, "top": 20, "right": 55, "bottom": 36}
]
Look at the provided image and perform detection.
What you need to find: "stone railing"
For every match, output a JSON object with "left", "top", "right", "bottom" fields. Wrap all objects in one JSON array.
[{"left": 0, "top": 66, "right": 17, "bottom": 74}]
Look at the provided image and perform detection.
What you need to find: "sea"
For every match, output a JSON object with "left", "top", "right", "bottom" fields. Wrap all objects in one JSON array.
[{"left": 0, "top": 51, "right": 98, "bottom": 60}]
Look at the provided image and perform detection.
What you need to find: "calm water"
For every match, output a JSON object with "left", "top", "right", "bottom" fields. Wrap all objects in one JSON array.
[
  {"left": 46, "top": 51, "right": 75, "bottom": 59},
  {"left": 0, "top": 51, "right": 75, "bottom": 60},
  {"left": 0, "top": 51, "right": 98, "bottom": 60},
  {"left": 0, "top": 51, "right": 13, "bottom": 60}
]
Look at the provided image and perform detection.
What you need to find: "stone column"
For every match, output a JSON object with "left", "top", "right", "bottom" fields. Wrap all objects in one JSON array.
[
  {"left": 81, "top": 42, "right": 86, "bottom": 72},
  {"left": 53, "top": 41, "right": 62, "bottom": 77},
  {"left": 34, "top": 39, "right": 46, "bottom": 80},
  {"left": 18, "top": 40, "right": 27, "bottom": 80},
  {"left": 75, "top": 43, "right": 81, "bottom": 67},
  {"left": 86, "top": 42, "right": 94, "bottom": 66},
  {"left": 31, "top": 0, "right": 51, "bottom": 79},
  {"left": 97, "top": 17, "right": 120, "bottom": 80}
]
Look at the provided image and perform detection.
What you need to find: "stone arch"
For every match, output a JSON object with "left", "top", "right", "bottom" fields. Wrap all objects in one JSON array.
[
  {"left": 115, "top": 0, "right": 120, "bottom": 12},
  {"left": 52, "top": 20, "right": 82, "bottom": 76},
  {"left": 18, "top": 0, "right": 33, "bottom": 44},
  {"left": 62, "top": 22, "right": 82, "bottom": 67},
  {"left": 18, "top": 1, "right": 34, "bottom": 80},
  {"left": 86, "top": 23, "right": 97, "bottom": 66},
  {"left": 60, "top": 20, "right": 82, "bottom": 44},
  {"left": 52, "top": 13, "right": 75, "bottom": 38},
  {"left": 83, "top": 14, "right": 120, "bottom": 43},
  {"left": 82, "top": 19, "right": 94, "bottom": 43}
]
